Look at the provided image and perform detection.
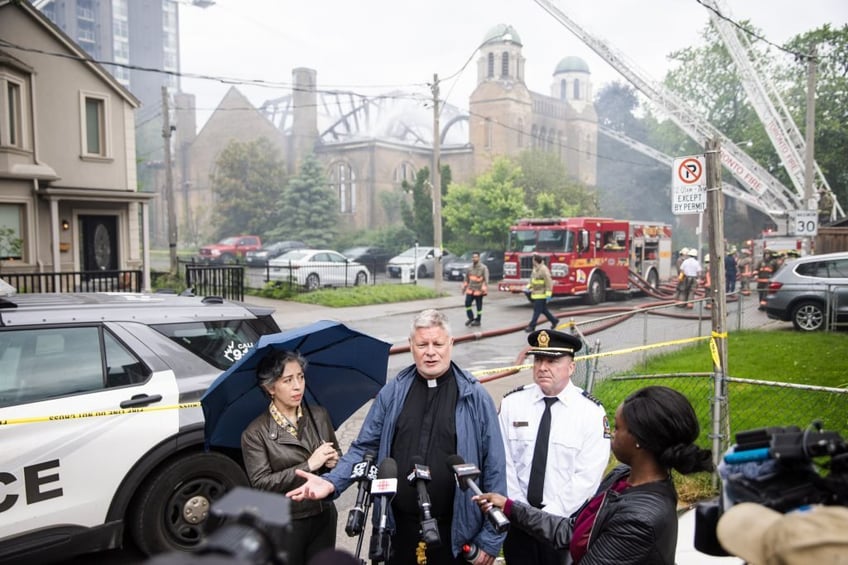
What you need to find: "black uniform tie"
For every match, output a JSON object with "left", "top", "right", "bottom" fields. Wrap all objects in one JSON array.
[{"left": 527, "top": 397, "right": 557, "bottom": 508}]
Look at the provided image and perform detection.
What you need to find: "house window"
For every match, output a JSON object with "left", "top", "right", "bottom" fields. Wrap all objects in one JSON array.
[
  {"left": 487, "top": 53, "right": 494, "bottom": 78},
  {"left": 331, "top": 162, "right": 356, "bottom": 214},
  {"left": 501, "top": 52, "right": 509, "bottom": 77},
  {"left": 0, "top": 203, "right": 24, "bottom": 260},
  {"left": 0, "top": 73, "right": 25, "bottom": 150},
  {"left": 80, "top": 92, "right": 110, "bottom": 158},
  {"left": 394, "top": 162, "right": 416, "bottom": 186}
]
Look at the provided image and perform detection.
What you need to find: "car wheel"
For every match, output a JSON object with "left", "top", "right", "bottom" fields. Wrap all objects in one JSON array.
[
  {"left": 586, "top": 273, "right": 606, "bottom": 305},
  {"left": 129, "top": 452, "right": 247, "bottom": 555},
  {"left": 306, "top": 273, "right": 320, "bottom": 291},
  {"left": 417, "top": 265, "right": 427, "bottom": 279},
  {"left": 791, "top": 301, "right": 825, "bottom": 331},
  {"left": 355, "top": 270, "right": 368, "bottom": 286}
]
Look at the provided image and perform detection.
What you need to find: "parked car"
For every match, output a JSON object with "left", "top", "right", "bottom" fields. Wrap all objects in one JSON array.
[
  {"left": 245, "top": 240, "right": 309, "bottom": 267},
  {"left": 268, "top": 249, "right": 370, "bottom": 290},
  {"left": 765, "top": 251, "right": 848, "bottom": 331},
  {"left": 386, "top": 246, "right": 455, "bottom": 280},
  {"left": 0, "top": 292, "right": 281, "bottom": 563},
  {"left": 198, "top": 235, "right": 262, "bottom": 264},
  {"left": 342, "top": 246, "right": 393, "bottom": 274},
  {"left": 442, "top": 250, "right": 505, "bottom": 281}
]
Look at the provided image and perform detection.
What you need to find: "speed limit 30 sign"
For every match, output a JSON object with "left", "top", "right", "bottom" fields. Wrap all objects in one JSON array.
[{"left": 790, "top": 210, "right": 818, "bottom": 236}]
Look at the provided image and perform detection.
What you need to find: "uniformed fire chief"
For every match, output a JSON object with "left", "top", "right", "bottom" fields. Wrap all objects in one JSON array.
[{"left": 497, "top": 329, "right": 611, "bottom": 565}]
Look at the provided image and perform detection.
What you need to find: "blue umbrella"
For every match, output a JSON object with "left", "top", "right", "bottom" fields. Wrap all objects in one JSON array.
[{"left": 201, "top": 320, "right": 391, "bottom": 450}]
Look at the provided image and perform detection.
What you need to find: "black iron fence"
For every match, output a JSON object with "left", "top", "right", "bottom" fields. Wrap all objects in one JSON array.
[
  {"left": 184, "top": 264, "right": 245, "bottom": 302},
  {"left": 1, "top": 270, "right": 142, "bottom": 293}
]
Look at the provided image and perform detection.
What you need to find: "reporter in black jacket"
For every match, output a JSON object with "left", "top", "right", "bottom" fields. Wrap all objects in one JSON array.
[{"left": 474, "top": 386, "right": 713, "bottom": 564}]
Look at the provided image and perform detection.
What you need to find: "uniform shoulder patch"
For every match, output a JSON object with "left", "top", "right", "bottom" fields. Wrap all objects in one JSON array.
[
  {"left": 503, "top": 384, "right": 529, "bottom": 399},
  {"left": 582, "top": 390, "right": 603, "bottom": 406}
]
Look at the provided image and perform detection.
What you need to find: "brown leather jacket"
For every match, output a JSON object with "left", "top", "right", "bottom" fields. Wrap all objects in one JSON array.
[{"left": 241, "top": 404, "right": 339, "bottom": 520}]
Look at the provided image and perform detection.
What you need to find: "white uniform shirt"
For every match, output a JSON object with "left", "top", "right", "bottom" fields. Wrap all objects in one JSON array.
[
  {"left": 681, "top": 257, "right": 702, "bottom": 277},
  {"left": 498, "top": 380, "right": 610, "bottom": 517}
]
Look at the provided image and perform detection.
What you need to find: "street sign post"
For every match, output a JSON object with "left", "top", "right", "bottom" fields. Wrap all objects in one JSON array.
[{"left": 671, "top": 155, "right": 707, "bottom": 215}]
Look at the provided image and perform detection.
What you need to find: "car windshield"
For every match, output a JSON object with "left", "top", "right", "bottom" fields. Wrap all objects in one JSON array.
[
  {"left": 276, "top": 250, "right": 310, "bottom": 261},
  {"left": 218, "top": 237, "right": 239, "bottom": 245},
  {"left": 398, "top": 247, "right": 428, "bottom": 258}
]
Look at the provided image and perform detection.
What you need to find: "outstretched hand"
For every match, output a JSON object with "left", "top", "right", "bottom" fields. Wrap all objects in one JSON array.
[
  {"left": 471, "top": 492, "right": 507, "bottom": 514},
  {"left": 286, "top": 469, "right": 335, "bottom": 501}
]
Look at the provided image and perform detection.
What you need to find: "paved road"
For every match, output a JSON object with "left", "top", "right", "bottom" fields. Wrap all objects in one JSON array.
[{"left": 63, "top": 282, "right": 777, "bottom": 563}]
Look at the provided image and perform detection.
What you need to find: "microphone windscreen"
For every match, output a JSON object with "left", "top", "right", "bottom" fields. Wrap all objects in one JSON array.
[
  {"left": 377, "top": 457, "right": 398, "bottom": 479},
  {"left": 363, "top": 451, "right": 376, "bottom": 463},
  {"left": 410, "top": 455, "right": 425, "bottom": 467},
  {"left": 445, "top": 454, "right": 465, "bottom": 469}
]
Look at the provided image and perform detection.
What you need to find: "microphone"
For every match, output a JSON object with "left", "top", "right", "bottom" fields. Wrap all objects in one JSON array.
[
  {"left": 446, "top": 454, "right": 510, "bottom": 534},
  {"left": 407, "top": 455, "right": 441, "bottom": 547},
  {"left": 368, "top": 457, "right": 398, "bottom": 563},
  {"left": 345, "top": 451, "right": 378, "bottom": 537}
]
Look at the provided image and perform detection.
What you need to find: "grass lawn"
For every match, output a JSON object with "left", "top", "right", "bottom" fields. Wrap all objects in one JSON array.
[
  {"left": 252, "top": 282, "right": 445, "bottom": 307},
  {"left": 591, "top": 329, "right": 848, "bottom": 503}
]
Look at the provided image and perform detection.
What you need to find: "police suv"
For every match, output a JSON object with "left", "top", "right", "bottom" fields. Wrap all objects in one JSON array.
[{"left": 0, "top": 292, "right": 281, "bottom": 563}]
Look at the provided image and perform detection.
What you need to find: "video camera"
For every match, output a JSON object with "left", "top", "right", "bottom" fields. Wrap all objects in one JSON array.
[
  {"left": 694, "top": 421, "right": 848, "bottom": 556},
  {"left": 146, "top": 487, "right": 291, "bottom": 565}
]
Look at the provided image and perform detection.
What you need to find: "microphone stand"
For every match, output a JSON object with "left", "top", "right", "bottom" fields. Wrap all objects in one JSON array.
[{"left": 354, "top": 493, "right": 373, "bottom": 565}]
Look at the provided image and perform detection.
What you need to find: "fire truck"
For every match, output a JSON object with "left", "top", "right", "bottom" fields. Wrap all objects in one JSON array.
[{"left": 498, "top": 217, "right": 673, "bottom": 304}]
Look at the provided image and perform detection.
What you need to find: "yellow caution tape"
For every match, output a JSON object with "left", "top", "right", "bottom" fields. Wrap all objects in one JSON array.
[
  {"left": 470, "top": 335, "right": 711, "bottom": 377},
  {"left": 0, "top": 402, "right": 201, "bottom": 427},
  {"left": 710, "top": 337, "right": 721, "bottom": 371}
]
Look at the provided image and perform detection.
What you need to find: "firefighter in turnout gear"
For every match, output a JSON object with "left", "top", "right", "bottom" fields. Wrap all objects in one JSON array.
[
  {"left": 737, "top": 248, "right": 753, "bottom": 296},
  {"left": 525, "top": 254, "right": 559, "bottom": 331},
  {"left": 755, "top": 249, "right": 776, "bottom": 310},
  {"left": 462, "top": 251, "right": 489, "bottom": 326}
]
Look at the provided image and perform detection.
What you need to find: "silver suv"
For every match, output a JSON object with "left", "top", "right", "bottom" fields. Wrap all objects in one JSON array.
[
  {"left": 0, "top": 292, "right": 281, "bottom": 563},
  {"left": 765, "top": 251, "right": 848, "bottom": 331}
]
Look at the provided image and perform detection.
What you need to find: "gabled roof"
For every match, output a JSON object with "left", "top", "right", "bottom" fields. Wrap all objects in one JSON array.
[{"left": 0, "top": 0, "right": 140, "bottom": 107}]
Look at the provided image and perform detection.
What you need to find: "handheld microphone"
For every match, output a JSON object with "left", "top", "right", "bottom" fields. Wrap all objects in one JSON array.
[
  {"left": 345, "top": 451, "right": 378, "bottom": 537},
  {"left": 408, "top": 455, "right": 441, "bottom": 547},
  {"left": 368, "top": 457, "right": 398, "bottom": 563},
  {"left": 446, "top": 454, "right": 509, "bottom": 534}
]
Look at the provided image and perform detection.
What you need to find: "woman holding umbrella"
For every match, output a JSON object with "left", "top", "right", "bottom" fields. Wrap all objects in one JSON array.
[{"left": 241, "top": 350, "right": 341, "bottom": 565}]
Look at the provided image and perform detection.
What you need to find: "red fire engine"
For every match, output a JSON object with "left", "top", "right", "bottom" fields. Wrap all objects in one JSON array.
[{"left": 498, "top": 217, "right": 673, "bottom": 304}]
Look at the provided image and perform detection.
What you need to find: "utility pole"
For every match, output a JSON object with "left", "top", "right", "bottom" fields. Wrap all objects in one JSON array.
[
  {"left": 705, "top": 138, "right": 729, "bottom": 479},
  {"left": 803, "top": 46, "right": 817, "bottom": 255},
  {"left": 431, "top": 73, "right": 443, "bottom": 292},
  {"left": 162, "top": 86, "right": 178, "bottom": 276}
]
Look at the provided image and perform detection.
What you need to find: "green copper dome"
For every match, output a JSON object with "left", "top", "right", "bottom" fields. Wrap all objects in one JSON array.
[
  {"left": 482, "top": 24, "right": 522, "bottom": 46},
  {"left": 554, "top": 56, "right": 590, "bottom": 74}
]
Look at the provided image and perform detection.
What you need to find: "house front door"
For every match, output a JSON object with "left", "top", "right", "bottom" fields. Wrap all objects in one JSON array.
[{"left": 80, "top": 215, "right": 118, "bottom": 273}]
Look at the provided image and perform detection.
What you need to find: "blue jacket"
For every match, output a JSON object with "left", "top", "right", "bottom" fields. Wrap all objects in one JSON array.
[{"left": 324, "top": 361, "right": 508, "bottom": 558}]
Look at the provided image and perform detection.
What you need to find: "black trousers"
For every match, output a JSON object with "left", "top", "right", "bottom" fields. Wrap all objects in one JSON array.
[
  {"left": 465, "top": 294, "right": 483, "bottom": 320},
  {"left": 528, "top": 298, "right": 557, "bottom": 328},
  {"left": 287, "top": 504, "right": 338, "bottom": 565},
  {"left": 503, "top": 525, "right": 565, "bottom": 565},
  {"left": 385, "top": 514, "right": 466, "bottom": 565}
]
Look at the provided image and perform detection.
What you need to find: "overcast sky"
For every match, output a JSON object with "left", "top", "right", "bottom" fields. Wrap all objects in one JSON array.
[{"left": 177, "top": 0, "right": 848, "bottom": 130}]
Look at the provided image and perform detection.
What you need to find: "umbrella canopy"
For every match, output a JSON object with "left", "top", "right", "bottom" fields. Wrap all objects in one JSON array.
[{"left": 201, "top": 320, "right": 390, "bottom": 450}]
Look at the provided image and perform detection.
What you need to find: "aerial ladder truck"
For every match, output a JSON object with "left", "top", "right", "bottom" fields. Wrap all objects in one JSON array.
[{"left": 532, "top": 0, "right": 844, "bottom": 227}]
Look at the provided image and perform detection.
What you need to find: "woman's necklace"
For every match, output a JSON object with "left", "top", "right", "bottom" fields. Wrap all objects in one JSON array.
[{"left": 269, "top": 402, "right": 301, "bottom": 439}]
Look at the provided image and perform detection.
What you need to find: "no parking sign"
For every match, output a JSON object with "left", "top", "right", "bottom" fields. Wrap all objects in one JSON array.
[{"left": 671, "top": 155, "right": 706, "bottom": 215}]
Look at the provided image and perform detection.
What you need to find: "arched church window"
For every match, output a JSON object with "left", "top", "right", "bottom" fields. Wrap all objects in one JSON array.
[
  {"left": 517, "top": 118, "right": 525, "bottom": 148},
  {"left": 487, "top": 53, "right": 494, "bottom": 78},
  {"left": 560, "top": 79, "right": 567, "bottom": 100},
  {"left": 485, "top": 118, "right": 493, "bottom": 149},
  {"left": 329, "top": 161, "right": 357, "bottom": 214},
  {"left": 501, "top": 52, "right": 509, "bottom": 77},
  {"left": 394, "top": 162, "right": 416, "bottom": 186},
  {"left": 573, "top": 78, "right": 581, "bottom": 100}
]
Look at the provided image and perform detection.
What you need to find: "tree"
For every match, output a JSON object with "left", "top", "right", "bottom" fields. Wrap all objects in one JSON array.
[
  {"left": 209, "top": 137, "right": 287, "bottom": 239},
  {"left": 269, "top": 154, "right": 339, "bottom": 247},
  {"left": 514, "top": 150, "right": 598, "bottom": 217},
  {"left": 780, "top": 24, "right": 848, "bottom": 215},
  {"left": 398, "top": 164, "right": 452, "bottom": 246},
  {"left": 443, "top": 157, "right": 528, "bottom": 252}
]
